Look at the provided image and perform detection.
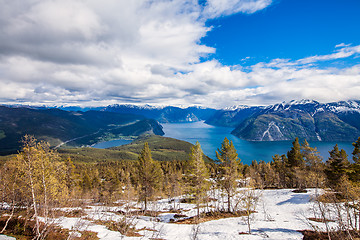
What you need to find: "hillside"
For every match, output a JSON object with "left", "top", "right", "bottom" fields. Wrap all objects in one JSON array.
[
  {"left": 230, "top": 100, "right": 360, "bottom": 141},
  {"left": 59, "top": 135, "right": 212, "bottom": 162},
  {"left": 102, "top": 104, "right": 217, "bottom": 123},
  {"left": 0, "top": 106, "right": 164, "bottom": 154},
  {"left": 205, "top": 105, "right": 262, "bottom": 127}
]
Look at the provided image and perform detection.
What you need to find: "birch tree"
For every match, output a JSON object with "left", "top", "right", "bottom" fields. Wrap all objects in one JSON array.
[{"left": 7, "top": 135, "right": 68, "bottom": 239}]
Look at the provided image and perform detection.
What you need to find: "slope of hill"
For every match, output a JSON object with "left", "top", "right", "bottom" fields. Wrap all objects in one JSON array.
[
  {"left": 0, "top": 106, "right": 164, "bottom": 154},
  {"left": 205, "top": 105, "right": 263, "bottom": 127},
  {"left": 230, "top": 100, "right": 360, "bottom": 141},
  {"left": 102, "top": 104, "right": 217, "bottom": 123},
  {"left": 59, "top": 135, "right": 212, "bottom": 162}
]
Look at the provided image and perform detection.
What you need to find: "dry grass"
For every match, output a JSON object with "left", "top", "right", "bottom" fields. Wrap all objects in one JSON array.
[
  {"left": 173, "top": 210, "right": 252, "bottom": 224},
  {"left": 0, "top": 216, "right": 99, "bottom": 240},
  {"left": 300, "top": 230, "right": 360, "bottom": 240},
  {"left": 307, "top": 217, "right": 335, "bottom": 223}
]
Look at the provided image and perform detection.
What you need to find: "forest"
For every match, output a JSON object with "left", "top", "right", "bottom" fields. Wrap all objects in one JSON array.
[{"left": 0, "top": 135, "right": 359, "bottom": 240}]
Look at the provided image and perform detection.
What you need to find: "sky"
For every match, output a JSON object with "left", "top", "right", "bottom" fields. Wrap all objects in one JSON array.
[{"left": 0, "top": 0, "right": 360, "bottom": 108}]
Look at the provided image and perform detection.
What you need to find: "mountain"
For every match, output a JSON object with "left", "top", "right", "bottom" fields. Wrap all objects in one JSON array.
[
  {"left": 205, "top": 105, "right": 263, "bottom": 127},
  {"left": 101, "top": 104, "right": 217, "bottom": 123},
  {"left": 229, "top": 100, "right": 360, "bottom": 141},
  {"left": 0, "top": 106, "right": 164, "bottom": 154}
]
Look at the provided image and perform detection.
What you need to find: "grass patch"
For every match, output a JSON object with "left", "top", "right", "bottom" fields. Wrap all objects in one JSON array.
[
  {"left": 173, "top": 210, "right": 252, "bottom": 224},
  {"left": 308, "top": 217, "right": 335, "bottom": 223},
  {"left": 300, "top": 229, "right": 360, "bottom": 240},
  {"left": 0, "top": 217, "right": 68, "bottom": 240},
  {"left": 0, "top": 130, "right": 6, "bottom": 140},
  {"left": 292, "top": 189, "right": 308, "bottom": 193},
  {"left": 93, "top": 218, "right": 141, "bottom": 237}
]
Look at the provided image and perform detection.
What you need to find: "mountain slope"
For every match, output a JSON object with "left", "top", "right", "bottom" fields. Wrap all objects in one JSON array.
[
  {"left": 205, "top": 105, "right": 262, "bottom": 127},
  {"left": 102, "top": 104, "right": 217, "bottom": 123},
  {"left": 230, "top": 100, "right": 360, "bottom": 141},
  {"left": 0, "top": 106, "right": 164, "bottom": 154}
]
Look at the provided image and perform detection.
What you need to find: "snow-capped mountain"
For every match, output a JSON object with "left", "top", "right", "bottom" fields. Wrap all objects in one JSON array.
[
  {"left": 101, "top": 104, "right": 217, "bottom": 123},
  {"left": 206, "top": 99, "right": 360, "bottom": 141},
  {"left": 232, "top": 100, "right": 360, "bottom": 141}
]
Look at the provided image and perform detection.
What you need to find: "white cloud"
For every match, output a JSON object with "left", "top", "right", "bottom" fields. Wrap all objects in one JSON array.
[
  {"left": 203, "top": 0, "right": 272, "bottom": 18},
  {"left": 0, "top": 0, "right": 359, "bottom": 109}
]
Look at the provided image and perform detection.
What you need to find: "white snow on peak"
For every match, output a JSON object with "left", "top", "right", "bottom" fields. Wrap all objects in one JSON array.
[
  {"left": 287, "top": 99, "right": 318, "bottom": 105},
  {"left": 107, "top": 104, "right": 167, "bottom": 110},
  {"left": 224, "top": 105, "right": 250, "bottom": 111},
  {"left": 326, "top": 100, "right": 360, "bottom": 113},
  {"left": 141, "top": 104, "right": 167, "bottom": 110}
]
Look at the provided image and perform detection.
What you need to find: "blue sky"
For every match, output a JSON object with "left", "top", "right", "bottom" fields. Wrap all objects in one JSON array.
[
  {"left": 0, "top": 0, "right": 359, "bottom": 108},
  {"left": 203, "top": 0, "right": 360, "bottom": 66}
]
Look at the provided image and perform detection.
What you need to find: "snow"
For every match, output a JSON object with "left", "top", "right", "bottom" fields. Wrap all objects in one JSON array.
[
  {"left": 288, "top": 99, "right": 318, "bottom": 105},
  {"left": 260, "top": 121, "right": 284, "bottom": 141},
  {"left": 0, "top": 236, "right": 15, "bottom": 240},
  {"left": 223, "top": 105, "right": 250, "bottom": 111},
  {"left": 56, "top": 189, "right": 331, "bottom": 240}
]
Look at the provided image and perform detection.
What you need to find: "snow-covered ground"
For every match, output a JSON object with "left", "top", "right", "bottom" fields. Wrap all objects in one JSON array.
[{"left": 54, "top": 188, "right": 336, "bottom": 240}]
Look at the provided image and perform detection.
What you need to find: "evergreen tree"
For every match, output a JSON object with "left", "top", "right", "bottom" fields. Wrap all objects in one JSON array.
[
  {"left": 325, "top": 144, "right": 350, "bottom": 189},
  {"left": 137, "top": 142, "right": 163, "bottom": 211},
  {"left": 287, "top": 137, "right": 304, "bottom": 168},
  {"left": 301, "top": 139, "right": 324, "bottom": 188},
  {"left": 271, "top": 154, "right": 288, "bottom": 188},
  {"left": 216, "top": 138, "right": 240, "bottom": 212},
  {"left": 352, "top": 137, "right": 360, "bottom": 163},
  {"left": 65, "top": 157, "right": 76, "bottom": 192},
  {"left": 287, "top": 137, "right": 305, "bottom": 188},
  {"left": 350, "top": 137, "right": 360, "bottom": 184},
  {"left": 186, "top": 142, "right": 210, "bottom": 218},
  {"left": 164, "top": 164, "right": 183, "bottom": 210}
]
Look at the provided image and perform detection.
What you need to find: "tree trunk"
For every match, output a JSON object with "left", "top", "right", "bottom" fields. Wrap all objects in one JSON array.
[
  {"left": 227, "top": 194, "right": 231, "bottom": 213},
  {"left": 25, "top": 153, "right": 40, "bottom": 238},
  {"left": 247, "top": 213, "right": 251, "bottom": 234},
  {"left": 144, "top": 197, "right": 147, "bottom": 212},
  {"left": 0, "top": 199, "right": 15, "bottom": 233}
]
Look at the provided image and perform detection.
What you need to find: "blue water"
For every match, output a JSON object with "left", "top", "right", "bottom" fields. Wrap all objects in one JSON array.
[
  {"left": 93, "top": 139, "right": 132, "bottom": 149},
  {"left": 92, "top": 121, "right": 355, "bottom": 165},
  {"left": 161, "top": 121, "right": 355, "bottom": 165}
]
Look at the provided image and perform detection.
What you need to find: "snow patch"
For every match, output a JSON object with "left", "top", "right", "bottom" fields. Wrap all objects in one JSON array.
[
  {"left": 224, "top": 105, "right": 250, "bottom": 111},
  {"left": 261, "top": 121, "right": 284, "bottom": 141}
]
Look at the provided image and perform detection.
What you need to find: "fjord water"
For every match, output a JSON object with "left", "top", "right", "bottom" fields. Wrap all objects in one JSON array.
[
  {"left": 162, "top": 121, "right": 354, "bottom": 165},
  {"left": 92, "top": 139, "right": 132, "bottom": 149}
]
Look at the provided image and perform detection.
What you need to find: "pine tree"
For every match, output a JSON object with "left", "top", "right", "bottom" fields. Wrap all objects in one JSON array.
[
  {"left": 271, "top": 154, "right": 288, "bottom": 188},
  {"left": 350, "top": 137, "right": 360, "bottom": 184},
  {"left": 287, "top": 137, "right": 305, "bottom": 188},
  {"left": 186, "top": 142, "right": 210, "bottom": 218},
  {"left": 65, "top": 157, "right": 76, "bottom": 192},
  {"left": 353, "top": 137, "right": 360, "bottom": 163},
  {"left": 325, "top": 144, "right": 350, "bottom": 189},
  {"left": 164, "top": 165, "right": 183, "bottom": 210},
  {"left": 137, "top": 142, "right": 163, "bottom": 211},
  {"left": 301, "top": 139, "right": 324, "bottom": 188},
  {"left": 216, "top": 138, "right": 240, "bottom": 212},
  {"left": 287, "top": 137, "right": 304, "bottom": 168}
]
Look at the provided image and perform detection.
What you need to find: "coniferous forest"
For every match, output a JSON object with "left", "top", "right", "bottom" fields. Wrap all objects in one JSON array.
[{"left": 0, "top": 134, "right": 359, "bottom": 239}]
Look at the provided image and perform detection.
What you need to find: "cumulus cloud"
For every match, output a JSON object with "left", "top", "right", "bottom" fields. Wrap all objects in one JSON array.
[{"left": 0, "top": 0, "right": 359, "bottom": 108}]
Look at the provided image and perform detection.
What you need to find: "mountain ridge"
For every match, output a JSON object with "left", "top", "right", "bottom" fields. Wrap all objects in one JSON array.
[
  {"left": 228, "top": 99, "right": 360, "bottom": 142},
  {"left": 0, "top": 106, "right": 164, "bottom": 154}
]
